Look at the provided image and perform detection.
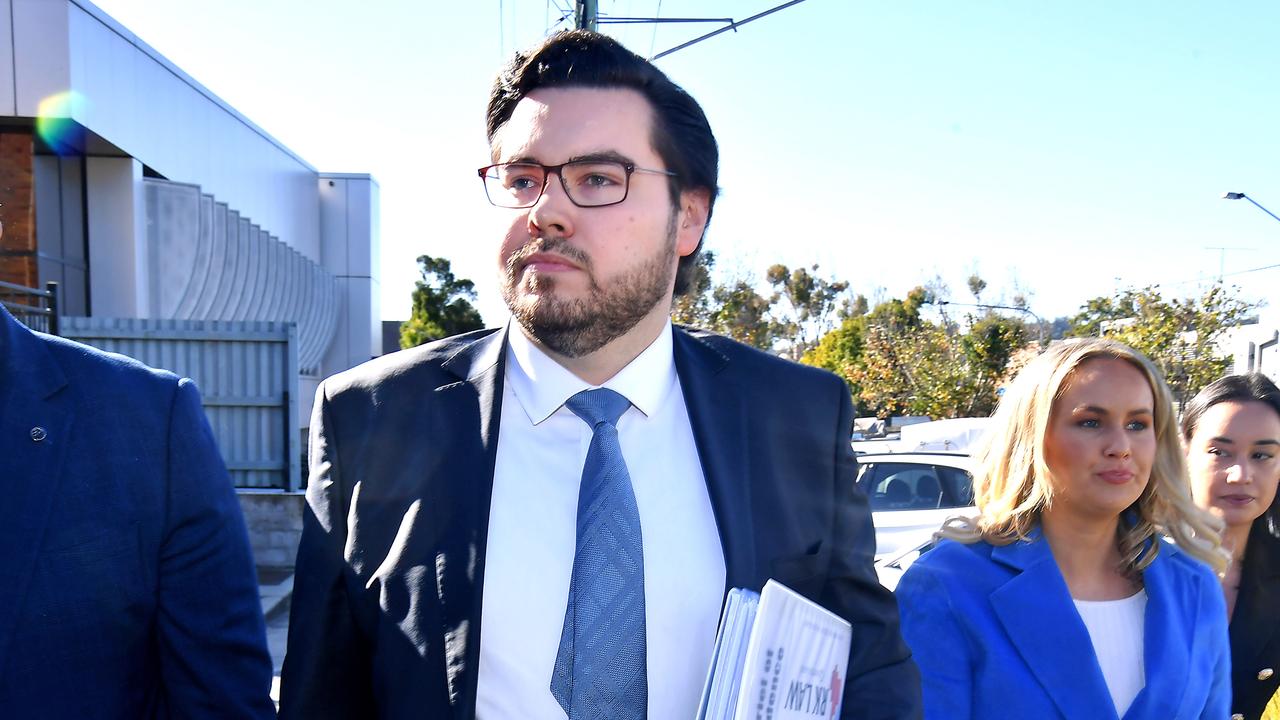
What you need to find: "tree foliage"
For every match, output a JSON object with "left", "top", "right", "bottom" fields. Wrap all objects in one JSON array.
[
  {"left": 672, "top": 254, "right": 849, "bottom": 355},
  {"left": 399, "top": 254, "right": 485, "bottom": 349},
  {"left": 676, "top": 259, "right": 1258, "bottom": 420},
  {"left": 766, "top": 264, "right": 850, "bottom": 360},
  {"left": 673, "top": 252, "right": 781, "bottom": 350},
  {"left": 804, "top": 286, "right": 1030, "bottom": 419},
  {"left": 1070, "top": 283, "right": 1255, "bottom": 405}
]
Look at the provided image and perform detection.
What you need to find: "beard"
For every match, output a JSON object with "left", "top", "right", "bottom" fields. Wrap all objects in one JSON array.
[{"left": 501, "top": 212, "right": 678, "bottom": 358}]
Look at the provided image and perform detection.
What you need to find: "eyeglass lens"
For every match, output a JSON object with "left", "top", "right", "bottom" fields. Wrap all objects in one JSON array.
[{"left": 484, "top": 161, "right": 630, "bottom": 208}]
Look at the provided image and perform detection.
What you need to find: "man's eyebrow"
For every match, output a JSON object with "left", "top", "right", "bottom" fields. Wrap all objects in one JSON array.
[
  {"left": 566, "top": 150, "right": 634, "bottom": 165},
  {"left": 497, "top": 150, "right": 636, "bottom": 166}
]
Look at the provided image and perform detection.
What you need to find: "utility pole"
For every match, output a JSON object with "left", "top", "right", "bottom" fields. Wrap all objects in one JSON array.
[
  {"left": 1204, "top": 246, "right": 1255, "bottom": 281},
  {"left": 576, "top": 0, "right": 598, "bottom": 31}
]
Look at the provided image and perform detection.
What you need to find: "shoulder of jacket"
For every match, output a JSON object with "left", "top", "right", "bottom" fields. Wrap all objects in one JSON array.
[
  {"left": 321, "top": 327, "right": 501, "bottom": 397},
  {"left": 676, "top": 325, "right": 844, "bottom": 389}
]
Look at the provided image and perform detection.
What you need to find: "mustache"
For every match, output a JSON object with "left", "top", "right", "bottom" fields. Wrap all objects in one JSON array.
[{"left": 505, "top": 236, "right": 591, "bottom": 275}]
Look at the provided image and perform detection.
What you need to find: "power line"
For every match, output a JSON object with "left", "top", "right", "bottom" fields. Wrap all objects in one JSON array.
[
  {"left": 650, "top": 0, "right": 809, "bottom": 60},
  {"left": 1161, "top": 261, "right": 1280, "bottom": 288}
]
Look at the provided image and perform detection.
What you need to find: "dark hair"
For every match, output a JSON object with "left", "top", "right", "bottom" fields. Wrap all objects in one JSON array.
[
  {"left": 486, "top": 29, "right": 719, "bottom": 296},
  {"left": 1182, "top": 373, "right": 1280, "bottom": 537}
]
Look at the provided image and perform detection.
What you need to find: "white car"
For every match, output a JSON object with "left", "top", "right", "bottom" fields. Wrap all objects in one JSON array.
[{"left": 854, "top": 452, "right": 976, "bottom": 589}]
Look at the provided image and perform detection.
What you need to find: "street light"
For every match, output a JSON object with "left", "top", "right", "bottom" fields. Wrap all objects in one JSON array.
[
  {"left": 1223, "top": 192, "right": 1280, "bottom": 225},
  {"left": 933, "top": 300, "right": 1047, "bottom": 347}
]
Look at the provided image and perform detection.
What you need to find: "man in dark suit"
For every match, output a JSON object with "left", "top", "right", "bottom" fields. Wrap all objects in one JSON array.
[
  {"left": 0, "top": 300, "right": 274, "bottom": 717},
  {"left": 281, "top": 29, "right": 920, "bottom": 719}
]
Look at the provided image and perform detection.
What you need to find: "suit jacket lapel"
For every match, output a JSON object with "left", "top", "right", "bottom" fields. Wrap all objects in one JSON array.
[
  {"left": 989, "top": 536, "right": 1119, "bottom": 720},
  {"left": 673, "top": 328, "right": 757, "bottom": 590},
  {"left": 433, "top": 329, "right": 507, "bottom": 720},
  {"left": 1122, "top": 544, "right": 1194, "bottom": 719},
  {"left": 0, "top": 309, "right": 74, "bottom": 676},
  {"left": 1230, "top": 523, "right": 1280, "bottom": 687}
]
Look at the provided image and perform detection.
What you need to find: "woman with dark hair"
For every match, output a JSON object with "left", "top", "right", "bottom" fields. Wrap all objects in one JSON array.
[
  {"left": 896, "top": 338, "right": 1230, "bottom": 719},
  {"left": 1183, "top": 373, "right": 1280, "bottom": 720}
]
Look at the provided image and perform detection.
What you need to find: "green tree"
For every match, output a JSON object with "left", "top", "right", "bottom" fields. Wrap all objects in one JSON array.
[
  {"left": 807, "top": 286, "right": 1034, "bottom": 419},
  {"left": 967, "top": 274, "right": 987, "bottom": 302},
  {"left": 960, "top": 313, "right": 1029, "bottom": 415},
  {"left": 670, "top": 252, "right": 789, "bottom": 351},
  {"left": 671, "top": 251, "right": 716, "bottom": 328},
  {"left": 399, "top": 255, "right": 485, "bottom": 349},
  {"left": 802, "top": 313, "right": 867, "bottom": 401},
  {"left": 766, "top": 263, "right": 851, "bottom": 360},
  {"left": 1067, "top": 294, "right": 1138, "bottom": 337},
  {"left": 1078, "top": 283, "right": 1255, "bottom": 405},
  {"left": 705, "top": 280, "right": 780, "bottom": 350}
]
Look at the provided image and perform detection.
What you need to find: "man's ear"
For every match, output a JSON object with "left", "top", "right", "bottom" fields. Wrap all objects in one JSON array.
[{"left": 675, "top": 188, "right": 710, "bottom": 257}]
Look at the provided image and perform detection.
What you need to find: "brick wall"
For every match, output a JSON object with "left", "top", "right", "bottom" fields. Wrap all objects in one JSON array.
[{"left": 0, "top": 132, "right": 37, "bottom": 289}]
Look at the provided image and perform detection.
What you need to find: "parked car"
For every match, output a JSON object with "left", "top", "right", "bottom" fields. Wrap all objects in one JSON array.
[
  {"left": 873, "top": 535, "right": 938, "bottom": 592},
  {"left": 854, "top": 451, "right": 976, "bottom": 588}
]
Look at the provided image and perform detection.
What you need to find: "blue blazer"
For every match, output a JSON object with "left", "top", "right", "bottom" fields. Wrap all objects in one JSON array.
[
  {"left": 0, "top": 305, "right": 274, "bottom": 718},
  {"left": 280, "top": 326, "right": 922, "bottom": 719},
  {"left": 896, "top": 529, "right": 1230, "bottom": 720}
]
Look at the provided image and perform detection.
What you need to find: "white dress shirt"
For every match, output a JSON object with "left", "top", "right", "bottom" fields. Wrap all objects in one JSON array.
[{"left": 476, "top": 322, "right": 727, "bottom": 719}]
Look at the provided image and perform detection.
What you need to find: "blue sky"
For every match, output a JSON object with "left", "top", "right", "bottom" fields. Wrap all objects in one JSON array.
[{"left": 88, "top": 0, "right": 1280, "bottom": 326}]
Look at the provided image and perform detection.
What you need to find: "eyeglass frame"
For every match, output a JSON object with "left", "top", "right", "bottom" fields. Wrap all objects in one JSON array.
[{"left": 477, "top": 158, "right": 678, "bottom": 209}]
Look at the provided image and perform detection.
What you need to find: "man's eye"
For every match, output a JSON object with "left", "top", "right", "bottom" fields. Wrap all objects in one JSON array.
[
  {"left": 507, "top": 175, "right": 540, "bottom": 190},
  {"left": 582, "top": 173, "right": 617, "bottom": 187}
]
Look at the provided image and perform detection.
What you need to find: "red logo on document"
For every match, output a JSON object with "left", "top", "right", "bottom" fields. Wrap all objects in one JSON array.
[{"left": 830, "top": 667, "right": 842, "bottom": 718}]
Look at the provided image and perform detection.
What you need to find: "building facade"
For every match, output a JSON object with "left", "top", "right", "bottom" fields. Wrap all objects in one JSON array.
[{"left": 0, "top": 0, "right": 379, "bottom": 435}]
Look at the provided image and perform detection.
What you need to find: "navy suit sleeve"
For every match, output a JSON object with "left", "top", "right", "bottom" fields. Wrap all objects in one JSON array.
[
  {"left": 824, "top": 386, "right": 924, "bottom": 720},
  {"left": 895, "top": 560, "right": 971, "bottom": 720},
  {"left": 279, "top": 382, "right": 375, "bottom": 718},
  {"left": 157, "top": 378, "right": 275, "bottom": 717}
]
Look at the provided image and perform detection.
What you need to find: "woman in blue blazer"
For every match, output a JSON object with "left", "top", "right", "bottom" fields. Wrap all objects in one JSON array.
[
  {"left": 1182, "top": 374, "right": 1280, "bottom": 720},
  {"left": 896, "top": 339, "right": 1231, "bottom": 720}
]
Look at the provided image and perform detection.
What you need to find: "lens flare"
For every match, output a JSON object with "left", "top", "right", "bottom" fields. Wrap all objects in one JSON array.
[{"left": 35, "top": 91, "right": 88, "bottom": 155}]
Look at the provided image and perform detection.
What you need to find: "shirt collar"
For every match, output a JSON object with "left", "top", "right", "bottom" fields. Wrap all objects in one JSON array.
[{"left": 505, "top": 320, "right": 677, "bottom": 425}]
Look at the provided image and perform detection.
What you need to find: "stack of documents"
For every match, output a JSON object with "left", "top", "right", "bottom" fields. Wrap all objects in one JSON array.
[{"left": 696, "top": 580, "right": 853, "bottom": 720}]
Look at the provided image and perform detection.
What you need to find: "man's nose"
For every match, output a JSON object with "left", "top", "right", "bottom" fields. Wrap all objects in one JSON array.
[{"left": 528, "top": 170, "right": 574, "bottom": 237}]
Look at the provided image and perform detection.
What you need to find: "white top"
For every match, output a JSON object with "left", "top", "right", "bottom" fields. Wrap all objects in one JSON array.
[
  {"left": 1073, "top": 589, "right": 1148, "bottom": 717},
  {"left": 476, "top": 322, "right": 728, "bottom": 720}
]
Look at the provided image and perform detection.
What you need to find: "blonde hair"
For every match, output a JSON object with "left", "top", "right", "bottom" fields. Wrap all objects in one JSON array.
[{"left": 939, "top": 338, "right": 1228, "bottom": 575}]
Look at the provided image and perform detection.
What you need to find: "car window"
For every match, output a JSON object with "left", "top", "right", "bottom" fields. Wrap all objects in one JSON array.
[
  {"left": 859, "top": 461, "right": 974, "bottom": 511},
  {"left": 937, "top": 465, "right": 974, "bottom": 507}
]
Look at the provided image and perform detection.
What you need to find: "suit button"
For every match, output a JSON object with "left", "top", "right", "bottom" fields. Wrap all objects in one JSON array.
[
  {"left": 1232, "top": 714, "right": 1244, "bottom": 720},
  {"left": 30, "top": 426, "right": 47, "bottom": 442},
  {"left": 1259, "top": 668, "right": 1274, "bottom": 681}
]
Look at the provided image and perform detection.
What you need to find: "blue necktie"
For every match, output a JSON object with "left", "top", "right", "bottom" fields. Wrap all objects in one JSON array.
[{"left": 550, "top": 388, "right": 647, "bottom": 720}]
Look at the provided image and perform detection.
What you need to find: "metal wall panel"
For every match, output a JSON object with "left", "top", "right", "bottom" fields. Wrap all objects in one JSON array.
[{"left": 60, "top": 316, "right": 301, "bottom": 490}]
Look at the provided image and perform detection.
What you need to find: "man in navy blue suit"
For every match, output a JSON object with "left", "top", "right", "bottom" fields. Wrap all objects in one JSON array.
[
  {"left": 282, "top": 30, "right": 920, "bottom": 719},
  {"left": 0, "top": 296, "right": 274, "bottom": 716}
]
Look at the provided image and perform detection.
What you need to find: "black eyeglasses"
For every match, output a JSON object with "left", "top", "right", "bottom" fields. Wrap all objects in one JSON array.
[{"left": 478, "top": 160, "right": 677, "bottom": 208}]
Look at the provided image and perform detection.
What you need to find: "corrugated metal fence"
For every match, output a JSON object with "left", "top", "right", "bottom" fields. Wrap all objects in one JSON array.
[{"left": 60, "top": 317, "right": 301, "bottom": 491}]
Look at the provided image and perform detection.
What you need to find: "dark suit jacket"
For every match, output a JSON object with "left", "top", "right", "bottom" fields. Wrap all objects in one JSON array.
[
  {"left": 1229, "top": 517, "right": 1280, "bottom": 720},
  {"left": 897, "top": 530, "right": 1231, "bottom": 720},
  {"left": 0, "top": 305, "right": 274, "bottom": 718},
  {"left": 280, "top": 326, "right": 921, "bottom": 719}
]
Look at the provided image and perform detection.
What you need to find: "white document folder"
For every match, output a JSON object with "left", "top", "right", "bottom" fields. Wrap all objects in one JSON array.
[{"left": 696, "top": 579, "right": 853, "bottom": 720}]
